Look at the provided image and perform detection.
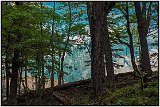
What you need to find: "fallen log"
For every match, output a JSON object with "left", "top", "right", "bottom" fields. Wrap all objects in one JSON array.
[
  {"left": 147, "top": 74, "right": 158, "bottom": 82},
  {"left": 47, "top": 72, "right": 137, "bottom": 91},
  {"left": 52, "top": 93, "right": 66, "bottom": 105},
  {"left": 115, "top": 71, "right": 136, "bottom": 80},
  {"left": 52, "top": 79, "right": 91, "bottom": 91}
]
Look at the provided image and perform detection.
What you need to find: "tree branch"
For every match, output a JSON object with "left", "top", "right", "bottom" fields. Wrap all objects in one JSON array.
[
  {"left": 142, "top": 2, "right": 147, "bottom": 15},
  {"left": 104, "top": 2, "right": 116, "bottom": 14}
]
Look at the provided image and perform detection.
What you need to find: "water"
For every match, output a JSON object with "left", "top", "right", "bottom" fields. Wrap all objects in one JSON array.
[{"left": 25, "top": 35, "right": 158, "bottom": 83}]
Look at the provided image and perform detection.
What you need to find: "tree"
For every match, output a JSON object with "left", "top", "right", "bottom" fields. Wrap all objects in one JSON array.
[
  {"left": 56, "top": 2, "right": 88, "bottom": 85},
  {"left": 134, "top": 2, "right": 152, "bottom": 75},
  {"left": 87, "top": 2, "right": 115, "bottom": 95},
  {"left": 50, "top": 2, "right": 56, "bottom": 91},
  {"left": 59, "top": 2, "right": 72, "bottom": 85},
  {"left": 8, "top": 2, "right": 23, "bottom": 104},
  {"left": 109, "top": 2, "right": 139, "bottom": 75},
  {"left": 2, "top": 2, "right": 52, "bottom": 103},
  {"left": 103, "top": 3, "right": 116, "bottom": 85}
]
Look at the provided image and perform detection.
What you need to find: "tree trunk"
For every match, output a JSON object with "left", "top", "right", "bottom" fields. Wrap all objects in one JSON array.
[
  {"left": 88, "top": 2, "right": 106, "bottom": 95},
  {"left": 58, "top": 52, "right": 62, "bottom": 85},
  {"left": 87, "top": 2, "right": 115, "bottom": 95},
  {"left": 41, "top": 54, "right": 45, "bottom": 90},
  {"left": 103, "top": 14, "right": 114, "bottom": 85},
  {"left": 60, "top": 56, "right": 65, "bottom": 84},
  {"left": 8, "top": 2, "right": 22, "bottom": 104},
  {"left": 53, "top": 79, "right": 91, "bottom": 90},
  {"left": 58, "top": 2, "right": 72, "bottom": 85},
  {"left": 51, "top": 2, "right": 56, "bottom": 90},
  {"left": 37, "top": 57, "right": 41, "bottom": 90},
  {"left": 40, "top": 2, "right": 45, "bottom": 90},
  {"left": 134, "top": 2, "right": 151, "bottom": 75},
  {"left": 125, "top": 3, "right": 138, "bottom": 74},
  {"left": 36, "top": 52, "right": 41, "bottom": 91},
  {"left": 60, "top": 53, "right": 65, "bottom": 85},
  {"left": 51, "top": 54, "right": 55, "bottom": 88},
  {"left": 24, "top": 63, "right": 27, "bottom": 90},
  {"left": 18, "top": 67, "right": 23, "bottom": 96},
  {"left": 5, "top": 54, "right": 10, "bottom": 101},
  {"left": 9, "top": 48, "right": 20, "bottom": 104},
  {"left": 5, "top": 15, "right": 14, "bottom": 102}
]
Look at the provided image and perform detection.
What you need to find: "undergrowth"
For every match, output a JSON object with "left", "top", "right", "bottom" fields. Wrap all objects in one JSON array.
[{"left": 87, "top": 79, "right": 158, "bottom": 105}]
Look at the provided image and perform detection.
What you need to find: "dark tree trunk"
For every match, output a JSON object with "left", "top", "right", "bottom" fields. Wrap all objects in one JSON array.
[
  {"left": 51, "top": 51, "right": 55, "bottom": 88},
  {"left": 60, "top": 54, "right": 65, "bottom": 84},
  {"left": 5, "top": 53, "right": 10, "bottom": 101},
  {"left": 24, "top": 63, "right": 27, "bottom": 89},
  {"left": 87, "top": 2, "right": 106, "bottom": 95},
  {"left": 40, "top": 2, "right": 45, "bottom": 90},
  {"left": 60, "top": 50, "right": 65, "bottom": 85},
  {"left": 125, "top": 3, "right": 138, "bottom": 74},
  {"left": 134, "top": 2, "right": 152, "bottom": 75},
  {"left": 51, "top": 54, "right": 55, "bottom": 88},
  {"left": 87, "top": 2, "right": 115, "bottom": 95},
  {"left": 58, "top": 52, "right": 62, "bottom": 85},
  {"left": 9, "top": 2, "right": 22, "bottom": 104},
  {"left": 37, "top": 56, "right": 41, "bottom": 90},
  {"left": 41, "top": 54, "right": 45, "bottom": 90},
  {"left": 9, "top": 48, "right": 20, "bottom": 104},
  {"left": 18, "top": 67, "right": 23, "bottom": 96},
  {"left": 59, "top": 2, "right": 72, "bottom": 85},
  {"left": 51, "top": 2, "right": 56, "bottom": 90},
  {"left": 36, "top": 51, "right": 41, "bottom": 91},
  {"left": 103, "top": 14, "right": 115, "bottom": 85},
  {"left": 5, "top": 17, "right": 14, "bottom": 101}
]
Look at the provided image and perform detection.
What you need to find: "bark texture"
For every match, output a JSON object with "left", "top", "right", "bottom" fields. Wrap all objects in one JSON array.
[
  {"left": 134, "top": 2, "right": 152, "bottom": 75},
  {"left": 87, "top": 2, "right": 115, "bottom": 95},
  {"left": 125, "top": 3, "right": 138, "bottom": 73},
  {"left": 9, "top": 2, "right": 22, "bottom": 104},
  {"left": 9, "top": 48, "right": 20, "bottom": 104}
]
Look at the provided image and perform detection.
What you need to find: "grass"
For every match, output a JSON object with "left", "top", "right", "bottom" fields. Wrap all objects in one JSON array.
[{"left": 87, "top": 79, "right": 158, "bottom": 105}]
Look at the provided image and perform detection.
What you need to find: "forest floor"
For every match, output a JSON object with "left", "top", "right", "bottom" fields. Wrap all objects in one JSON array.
[{"left": 4, "top": 71, "right": 158, "bottom": 106}]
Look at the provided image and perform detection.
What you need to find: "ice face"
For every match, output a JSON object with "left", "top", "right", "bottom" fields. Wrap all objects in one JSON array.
[{"left": 63, "top": 44, "right": 91, "bottom": 82}]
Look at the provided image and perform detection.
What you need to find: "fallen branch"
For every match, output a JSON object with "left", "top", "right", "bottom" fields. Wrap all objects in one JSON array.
[
  {"left": 148, "top": 75, "right": 158, "bottom": 82},
  {"left": 48, "top": 72, "right": 137, "bottom": 91},
  {"left": 52, "top": 79, "right": 91, "bottom": 90}
]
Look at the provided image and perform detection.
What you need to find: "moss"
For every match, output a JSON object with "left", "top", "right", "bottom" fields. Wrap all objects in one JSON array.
[{"left": 87, "top": 79, "right": 158, "bottom": 105}]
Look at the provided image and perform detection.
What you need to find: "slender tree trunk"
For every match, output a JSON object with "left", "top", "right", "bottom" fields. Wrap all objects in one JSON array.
[
  {"left": 51, "top": 2, "right": 56, "bottom": 90},
  {"left": 36, "top": 52, "right": 41, "bottom": 91},
  {"left": 59, "top": 2, "right": 72, "bottom": 85},
  {"left": 134, "top": 2, "right": 152, "bottom": 75},
  {"left": 40, "top": 2, "right": 45, "bottom": 90},
  {"left": 125, "top": 3, "right": 138, "bottom": 74},
  {"left": 60, "top": 55, "right": 65, "bottom": 84},
  {"left": 51, "top": 54, "right": 55, "bottom": 88},
  {"left": 41, "top": 54, "right": 45, "bottom": 90},
  {"left": 58, "top": 52, "right": 61, "bottom": 85},
  {"left": 24, "top": 63, "right": 27, "bottom": 89},
  {"left": 38, "top": 57, "right": 41, "bottom": 90},
  {"left": 18, "top": 67, "right": 22, "bottom": 96},
  {"left": 5, "top": 17, "right": 14, "bottom": 102},
  {"left": 5, "top": 54, "right": 10, "bottom": 101}
]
